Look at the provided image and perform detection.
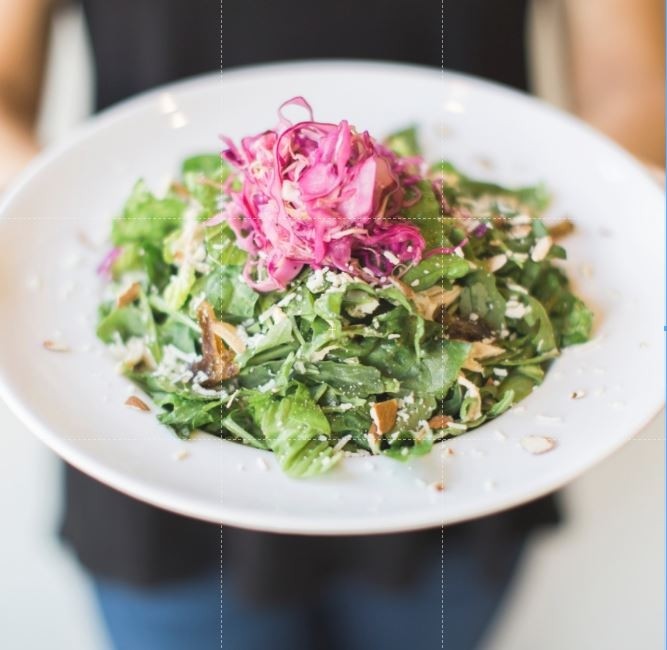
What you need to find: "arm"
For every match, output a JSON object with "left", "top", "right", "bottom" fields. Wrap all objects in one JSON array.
[
  {"left": 566, "top": 0, "right": 665, "bottom": 166},
  {"left": 0, "top": 0, "right": 51, "bottom": 188}
]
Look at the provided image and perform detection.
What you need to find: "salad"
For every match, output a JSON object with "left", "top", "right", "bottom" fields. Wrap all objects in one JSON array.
[{"left": 96, "top": 98, "right": 592, "bottom": 478}]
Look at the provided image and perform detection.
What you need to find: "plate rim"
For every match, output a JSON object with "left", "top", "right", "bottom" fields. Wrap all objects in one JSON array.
[{"left": 0, "top": 60, "right": 663, "bottom": 534}]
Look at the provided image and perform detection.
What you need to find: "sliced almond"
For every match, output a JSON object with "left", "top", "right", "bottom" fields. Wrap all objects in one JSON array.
[
  {"left": 367, "top": 424, "right": 382, "bottom": 454},
  {"left": 457, "top": 375, "right": 482, "bottom": 421},
  {"left": 530, "top": 236, "right": 553, "bottom": 262},
  {"left": 333, "top": 434, "right": 352, "bottom": 453},
  {"left": 370, "top": 399, "right": 398, "bottom": 435},
  {"left": 116, "top": 281, "right": 141, "bottom": 308},
  {"left": 509, "top": 224, "right": 531, "bottom": 239},
  {"left": 390, "top": 277, "right": 461, "bottom": 321},
  {"left": 520, "top": 435, "right": 556, "bottom": 455},
  {"left": 428, "top": 414, "right": 453, "bottom": 429},
  {"left": 486, "top": 254, "right": 507, "bottom": 273},
  {"left": 548, "top": 218, "right": 574, "bottom": 239},
  {"left": 169, "top": 181, "right": 191, "bottom": 199},
  {"left": 43, "top": 340, "right": 70, "bottom": 352},
  {"left": 210, "top": 320, "right": 246, "bottom": 355},
  {"left": 462, "top": 341, "right": 505, "bottom": 373},
  {"left": 125, "top": 395, "right": 150, "bottom": 412},
  {"left": 119, "top": 338, "right": 157, "bottom": 372}
]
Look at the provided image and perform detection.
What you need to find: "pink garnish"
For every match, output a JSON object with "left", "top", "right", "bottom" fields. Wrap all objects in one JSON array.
[
  {"left": 97, "top": 247, "right": 122, "bottom": 278},
  {"left": 210, "top": 97, "right": 426, "bottom": 291},
  {"left": 472, "top": 223, "right": 488, "bottom": 237},
  {"left": 424, "top": 237, "right": 469, "bottom": 258}
]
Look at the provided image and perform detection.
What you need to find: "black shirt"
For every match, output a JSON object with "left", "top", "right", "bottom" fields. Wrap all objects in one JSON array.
[{"left": 62, "top": 0, "right": 557, "bottom": 596}]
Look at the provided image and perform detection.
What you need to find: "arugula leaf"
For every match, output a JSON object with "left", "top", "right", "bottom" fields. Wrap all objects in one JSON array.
[
  {"left": 459, "top": 270, "right": 506, "bottom": 331},
  {"left": 155, "top": 394, "right": 222, "bottom": 439},
  {"left": 181, "top": 154, "right": 230, "bottom": 219},
  {"left": 496, "top": 365, "right": 544, "bottom": 403},
  {"left": 192, "top": 264, "right": 258, "bottom": 322},
  {"left": 181, "top": 154, "right": 224, "bottom": 177},
  {"left": 205, "top": 223, "right": 247, "bottom": 266},
  {"left": 163, "top": 264, "right": 196, "bottom": 311},
  {"left": 384, "top": 126, "right": 421, "bottom": 157},
  {"left": 403, "top": 181, "right": 449, "bottom": 248},
  {"left": 363, "top": 336, "right": 469, "bottom": 400},
  {"left": 439, "top": 161, "right": 550, "bottom": 214},
  {"left": 97, "top": 305, "right": 145, "bottom": 343},
  {"left": 384, "top": 427, "right": 433, "bottom": 460},
  {"left": 112, "top": 181, "right": 184, "bottom": 246},
  {"left": 249, "top": 384, "right": 342, "bottom": 477},
  {"left": 298, "top": 360, "right": 399, "bottom": 397},
  {"left": 95, "top": 141, "right": 593, "bottom": 478},
  {"left": 522, "top": 295, "right": 558, "bottom": 356},
  {"left": 554, "top": 296, "right": 593, "bottom": 346},
  {"left": 402, "top": 254, "right": 470, "bottom": 290}
]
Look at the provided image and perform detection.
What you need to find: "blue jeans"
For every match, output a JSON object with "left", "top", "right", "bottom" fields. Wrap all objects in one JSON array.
[{"left": 93, "top": 538, "right": 524, "bottom": 650}]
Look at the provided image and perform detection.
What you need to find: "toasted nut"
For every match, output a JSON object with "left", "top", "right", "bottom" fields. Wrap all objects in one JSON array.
[
  {"left": 43, "top": 340, "right": 70, "bottom": 352},
  {"left": 530, "top": 236, "right": 553, "bottom": 262},
  {"left": 367, "top": 424, "right": 382, "bottom": 454},
  {"left": 194, "top": 301, "right": 238, "bottom": 386},
  {"left": 548, "top": 218, "right": 574, "bottom": 239},
  {"left": 125, "top": 395, "right": 150, "bottom": 412},
  {"left": 428, "top": 414, "right": 453, "bottom": 429},
  {"left": 389, "top": 277, "right": 461, "bottom": 321},
  {"left": 462, "top": 341, "right": 505, "bottom": 372},
  {"left": 430, "top": 481, "right": 445, "bottom": 492},
  {"left": 169, "top": 181, "right": 191, "bottom": 199},
  {"left": 438, "top": 311, "right": 492, "bottom": 342},
  {"left": 370, "top": 399, "right": 398, "bottom": 435},
  {"left": 210, "top": 320, "right": 246, "bottom": 355},
  {"left": 116, "top": 281, "right": 141, "bottom": 308},
  {"left": 487, "top": 254, "right": 507, "bottom": 273},
  {"left": 520, "top": 435, "right": 556, "bottom": 454},
  {"left": 509, "top": 224, "right": 531, "bottom": 239}
]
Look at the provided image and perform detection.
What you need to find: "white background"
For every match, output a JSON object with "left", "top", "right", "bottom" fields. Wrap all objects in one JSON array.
[{"left": 0, "top": 8, "right": 663, "bottom": 649}]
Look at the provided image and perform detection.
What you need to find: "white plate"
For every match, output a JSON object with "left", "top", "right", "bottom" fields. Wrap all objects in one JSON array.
[{"left": 0, "top": 62, "right": 663, "bottom": 534}]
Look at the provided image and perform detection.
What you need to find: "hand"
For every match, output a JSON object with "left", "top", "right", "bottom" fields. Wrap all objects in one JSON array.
[
  {"left": 643, "top": 161, "right": 665, "bottom": 188},
  {"left": 0, "top": 107, "right": 38, "bottom": 191}
]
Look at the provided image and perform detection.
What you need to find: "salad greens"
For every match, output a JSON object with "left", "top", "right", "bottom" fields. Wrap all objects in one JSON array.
[{"left": 97, "top": 111, "right": 592, "bottom": 478}]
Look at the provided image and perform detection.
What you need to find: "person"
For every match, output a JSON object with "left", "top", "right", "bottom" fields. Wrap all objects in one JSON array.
[{"left": 0, "top": 1, "right": 663, "bottom": 649}]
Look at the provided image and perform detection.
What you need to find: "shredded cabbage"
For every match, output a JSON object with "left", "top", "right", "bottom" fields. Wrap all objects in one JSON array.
[{"left": 208, "top": 97, "right": 426, "bottom": 291}]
